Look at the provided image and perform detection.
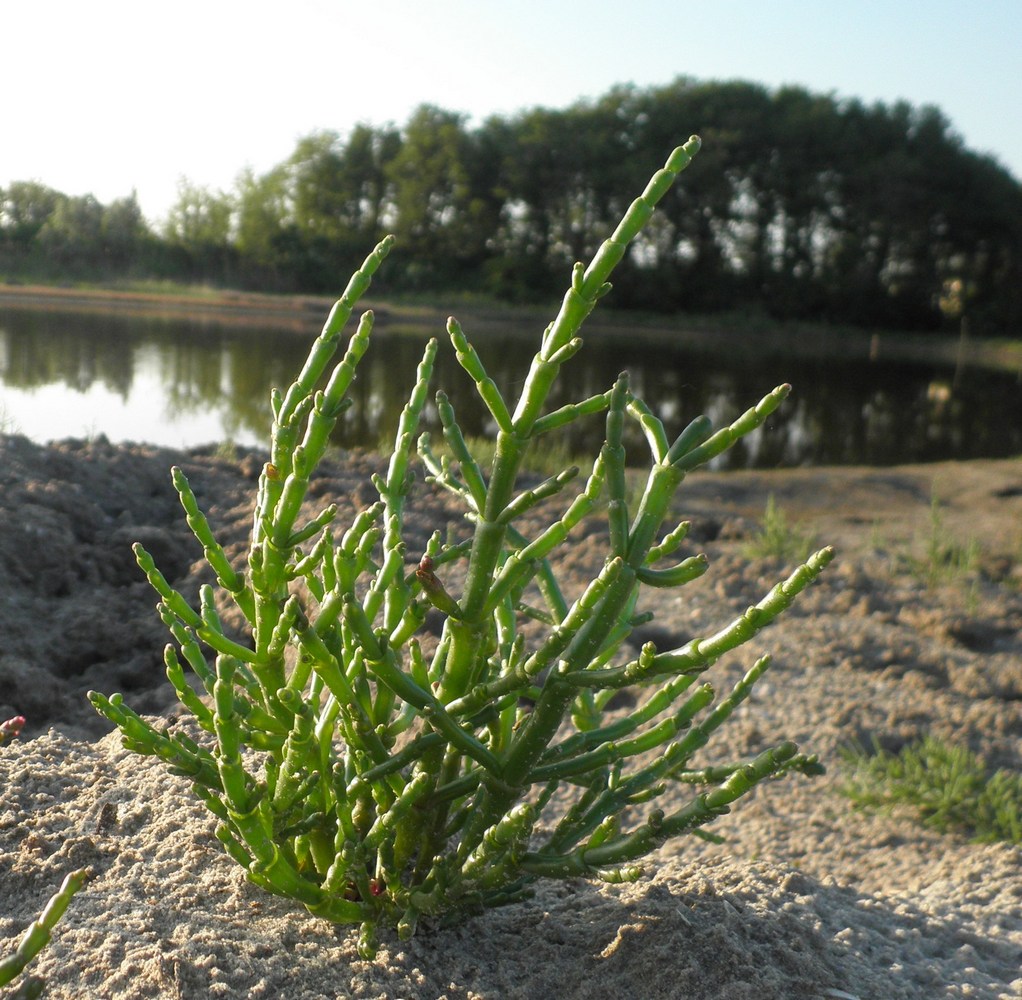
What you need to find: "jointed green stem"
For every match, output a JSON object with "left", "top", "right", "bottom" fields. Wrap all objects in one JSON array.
[
  {"left": 0, "top": 869, "right": 89, "bottom": 991},
  {"left": 90, "top": 137, "right": 835, "bottom": 950}
]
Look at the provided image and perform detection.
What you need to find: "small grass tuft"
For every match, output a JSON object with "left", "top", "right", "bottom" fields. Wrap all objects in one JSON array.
[
  {"left": 213, "top": 438, "right": 240, "bottom": 462},
  {"left": 840, "top": 735, "right": 1022, "bottom": 844},
  {"left": 743, "top": 494, "right": 816, "bottom": 563},
  {"left": 908, "top": 494, "right": 981, "bottom": 589}
]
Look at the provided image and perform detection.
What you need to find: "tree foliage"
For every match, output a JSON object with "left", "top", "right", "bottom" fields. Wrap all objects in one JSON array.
[{"left": 2, "top": 77, "right": 1020, "bottom": 332}]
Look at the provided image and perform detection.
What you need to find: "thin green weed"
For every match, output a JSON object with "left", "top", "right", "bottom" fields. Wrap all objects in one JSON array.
[
  {"left": 840, "top": 736, "right": 1022, "bottom": 844},
  {"left": 743, "top": 494, "right": 816, "bottom": 563},
  {"left": 908, "top": 494, "right": 981, "bottom": 589}
]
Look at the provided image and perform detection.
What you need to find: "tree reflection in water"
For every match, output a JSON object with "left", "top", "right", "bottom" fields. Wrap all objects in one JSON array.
[{"left": 0, "top": 306, "right": 1019, "bottom": 467}]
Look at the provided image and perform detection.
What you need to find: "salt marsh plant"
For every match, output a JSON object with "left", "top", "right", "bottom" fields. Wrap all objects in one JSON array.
[
  {"left": 2, "top": 716, "right": 87, "bottom": 999},
  {"left": 91, "top": 137, "right": 833, "bottom": 956},
  {"left": 0, "top": 870, "right": 87, "bottom": 1000}
]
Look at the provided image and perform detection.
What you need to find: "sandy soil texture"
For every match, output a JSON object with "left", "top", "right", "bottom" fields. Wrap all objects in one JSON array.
[{"left": 1, "top": 433, "right": 1021, "bottom": 998}]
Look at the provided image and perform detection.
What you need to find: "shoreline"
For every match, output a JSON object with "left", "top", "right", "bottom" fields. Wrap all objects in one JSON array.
[
  {"left": 0, "top": 282, "right": 337, "bottom": 332},
  {"left": 3, "top": 280, "right": 1020, "bottom": 372}
]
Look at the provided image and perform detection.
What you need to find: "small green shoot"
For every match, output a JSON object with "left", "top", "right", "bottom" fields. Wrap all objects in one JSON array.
[
  {"left": 0, "top": 870, "right": 89, "bottom": 997},
  {"left": 3, "top": 720, "right": 88, "bottom": 1000}
]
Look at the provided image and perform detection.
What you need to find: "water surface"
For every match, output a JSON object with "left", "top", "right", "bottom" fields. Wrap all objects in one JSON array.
[{"left": 2, "top": 306, "right": 1019, "bottom": 469}]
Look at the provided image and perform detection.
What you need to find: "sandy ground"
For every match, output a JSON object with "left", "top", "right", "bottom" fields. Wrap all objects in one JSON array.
[{"left": 1, "top": 433, "right": 1021, "bottom": 999}]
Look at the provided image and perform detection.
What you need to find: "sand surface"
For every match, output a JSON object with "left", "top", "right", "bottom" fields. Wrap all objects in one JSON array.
[{"left": 2, "top": 433, "right": 1021, "bottom": 998}]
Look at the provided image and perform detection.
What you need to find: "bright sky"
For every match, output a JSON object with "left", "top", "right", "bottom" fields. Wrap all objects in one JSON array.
[{"left": 5, "top": 0, "right": 1020, "bottom": 225}]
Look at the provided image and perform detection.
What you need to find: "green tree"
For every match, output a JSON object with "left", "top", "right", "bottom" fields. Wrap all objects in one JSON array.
[
  {"left": 283, "top": 125, "right": 402, "bottom": 289},
  {"left": 6, "top": 77, "right": 1017, "bottom": 330},
  {"left": 164, "top": 179, "right": 232, "bottom": 247},
  {"left": 289, "top": 124, "right": 400, "bottom": 245},
  {"left": 946, "top": 152, "right": 1022, "bottom": 331},
  {"left": 37, "top": 193, "right": 105, "bottom": 272},
  {"left": 163, "top": 179, "right": 235, "bottom": 282},
  {"left": 386, "top": 105, "right": 499, "bottom": 288},
  {"left": 339, "top": 122, "right": 401, "bottom": 240},
  {"left": 234, "top": 165, "right": 292, "bottom": 284},
  {"left": 0, "top": 181, "right": 62, "bottom": 247},
  {"left": 480, "top": 95, "right": 640, "bottom": 302},
  {"left": 0, "top": 181, "right": 63, "bottom": 274},
  {"left": 101, "top": 192, "right": 150, "bottom": 271}
]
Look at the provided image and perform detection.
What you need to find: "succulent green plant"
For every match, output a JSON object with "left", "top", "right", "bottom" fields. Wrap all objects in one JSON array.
[
  {"left": 90, "top": 136, "right": 833, "bottom": 956},
  {"left": 0, "top": 823, "right": 86, "bottom": 1000},
  {"left": 3, "top": 719, "right": 87, "bottom": 999}
]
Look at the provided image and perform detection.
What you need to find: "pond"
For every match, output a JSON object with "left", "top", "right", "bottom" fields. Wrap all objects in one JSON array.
[{"left": 1, "top": 305, "right": 1020, "bottom": 470}]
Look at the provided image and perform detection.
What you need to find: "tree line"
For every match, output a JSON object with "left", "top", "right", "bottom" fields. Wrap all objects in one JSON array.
[{"left": 3, "top": 78, "right": 1020, "bottom": 333}]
